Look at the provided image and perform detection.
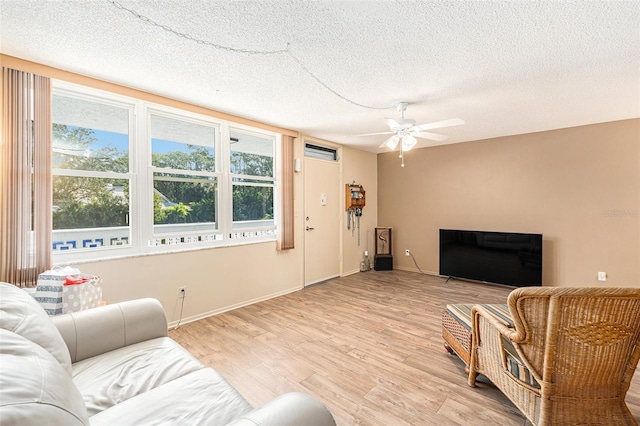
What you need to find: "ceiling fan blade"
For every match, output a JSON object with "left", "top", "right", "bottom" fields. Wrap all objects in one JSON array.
[
  {"left": 350, "top": 131, "right": 394, "bottom": 137},
  {"left": 384, "top": 118, "right": 400, "bottom": 128},
  {"left": 414, "top": 118, "right": 465, "bottom": 132},
  {"left": 412, "top": 131, "right": 449, "bottom": 142}
]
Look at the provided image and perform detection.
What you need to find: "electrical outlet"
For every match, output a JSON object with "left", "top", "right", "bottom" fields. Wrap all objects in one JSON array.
[
  {"left": 178, "top": 286, "right": 187, "bottom": 298},
  {"left": 405, "top": 249, "right": 410, "bottom": 256},
  {"left": 597, "top": 272, "right": 606, "bottom": 281}
]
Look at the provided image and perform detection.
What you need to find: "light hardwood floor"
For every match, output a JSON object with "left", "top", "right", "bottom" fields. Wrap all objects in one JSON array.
[{"left": 169, "top": 270, "right": 640, "bottom": 425}]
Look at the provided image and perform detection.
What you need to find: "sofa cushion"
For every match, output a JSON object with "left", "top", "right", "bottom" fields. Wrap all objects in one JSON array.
[
  {"left": 446, "top": 303, "right": 513, "bottom": 331},
  {"left": 502, "top": 337, "right": 540, "bottom": 388},
  {"left": 0, "top": 282, "right": 72, "bottom": 374},
  {"left": 72, "top": 336, "right": 205, "bottom": 416},
  {"left": 89, "top": 368, "right": 253, "bottom": 426},
  {"left": 0, "top": 329, "right": 89, "bottom": 425}
]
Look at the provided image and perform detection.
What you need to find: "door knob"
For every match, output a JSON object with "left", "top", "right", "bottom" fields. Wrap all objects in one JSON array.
[{"left": 305, "top": 226, "right": 315, "bottom": 231}]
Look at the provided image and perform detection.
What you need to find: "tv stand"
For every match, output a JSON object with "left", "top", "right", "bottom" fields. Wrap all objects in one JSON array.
[{"left": 445, "top": 276, "right": 454, "bottom": 283}]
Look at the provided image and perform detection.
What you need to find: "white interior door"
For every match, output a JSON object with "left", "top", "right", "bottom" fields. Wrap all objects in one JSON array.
[{"left": 304, "top": 157, "right": 340, "bottom": 286}]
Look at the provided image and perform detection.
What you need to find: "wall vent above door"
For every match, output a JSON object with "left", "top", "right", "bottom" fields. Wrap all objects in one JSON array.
[{"left": 304, "top": 143, "right": 337, "bottom": 161}]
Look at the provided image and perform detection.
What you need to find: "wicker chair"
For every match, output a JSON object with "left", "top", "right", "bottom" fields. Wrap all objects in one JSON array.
[{"left": 468, "top": 287, "right": 640, "bottom": 426}]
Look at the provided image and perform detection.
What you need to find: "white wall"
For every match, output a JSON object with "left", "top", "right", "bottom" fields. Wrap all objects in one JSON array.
[
  {"left": 68, "top": 139, "right": 377, "bottom": 326},
  {"left": 341, "top": 146, "right": 378, "bottom": 275},
  {"left": 74, "top": 242, "right": 303, "bottom": 326}
]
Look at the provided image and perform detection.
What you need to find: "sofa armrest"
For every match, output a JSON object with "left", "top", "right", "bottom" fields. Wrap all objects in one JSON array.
[
  {"left": 226, "top": 392, "right": 336, "bottom": 426},
  {"left": 51, "top": 298, "right": 168, "bottom": 363}
]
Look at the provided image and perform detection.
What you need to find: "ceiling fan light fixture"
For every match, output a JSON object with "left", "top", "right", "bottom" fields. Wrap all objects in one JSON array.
[
  {"left": 402, "top": 134, "right": 417, "bottom": 151},
  {"left": 385, "top": 135, "right": 400, "bottom": 150}
]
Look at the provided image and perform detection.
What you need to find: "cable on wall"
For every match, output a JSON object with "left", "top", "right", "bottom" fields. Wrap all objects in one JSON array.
[
  {"left": 409, "top": 251, "right": 427, "bottom": 275},
  {"left": 106, "top": 0, "right": 393, "bottom": 110},
  {"left": 172, "top": 295, "right": 185, "bottom": 330}
]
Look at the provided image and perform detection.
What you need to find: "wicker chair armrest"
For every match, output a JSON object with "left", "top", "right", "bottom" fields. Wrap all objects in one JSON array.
[
  {"left": 468, "top": 303, "right": 538, "bottom": 386},
  {"left": 471, "top": 305, "right": 519, "bottom": 341}
]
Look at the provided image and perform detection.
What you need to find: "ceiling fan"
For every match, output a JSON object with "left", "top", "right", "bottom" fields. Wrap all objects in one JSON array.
[{"left": 360, "top": 102, "right": 464, "bottom": 154}]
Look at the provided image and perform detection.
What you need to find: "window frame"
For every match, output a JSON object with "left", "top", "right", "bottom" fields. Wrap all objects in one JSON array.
[
  {"left": 51, "top": 86, "right": 138, "bottom": 260},
  {"left": 228, "top": 127, "right": 277, "bottom": 240},
  {"left": 52, "top": 81, "right": 280, "bottom": 264},
  {"left": 145, "top": 106, "right": 222, "bottom": 252}
]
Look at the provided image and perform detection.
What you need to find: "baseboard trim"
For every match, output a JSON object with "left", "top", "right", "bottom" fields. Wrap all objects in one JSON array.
[
  {"left": 168, "top": 286, "right": 302, "bottom": 329},
  {"left": 395, "top": 266, "right": 439, "bottom": 276},
  {"left": 305, "top": 274, "right": 340, "bottom": 287},
  {"left": 341, "top": 268, "right": 361, "bottom": 277}
]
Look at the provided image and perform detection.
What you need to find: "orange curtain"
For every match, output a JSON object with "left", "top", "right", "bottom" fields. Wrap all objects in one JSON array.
[
  {"left": 0, "top": 68, "right": 52, "bottom": 286},
  {"left": 277, "top": 135, "right": 295, "bottom": 250}
]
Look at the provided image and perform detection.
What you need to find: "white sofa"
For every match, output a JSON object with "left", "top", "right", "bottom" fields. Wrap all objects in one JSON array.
[{"left": 0, "top": 282, "right": 336, "bottom": 425}]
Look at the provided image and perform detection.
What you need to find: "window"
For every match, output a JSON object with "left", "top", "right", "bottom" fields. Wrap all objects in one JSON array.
[
  {"left": 52, "top": 92, "right": 133, "bottom": 252},
  {"left": 229, "top": 130, "right": 275, "bottom": 239},
  {"left": 150, "top": 112, "right": 219, "bottom": 236},
  {"left": 52, "top": 82, "right": 279, "bottom": 261}
]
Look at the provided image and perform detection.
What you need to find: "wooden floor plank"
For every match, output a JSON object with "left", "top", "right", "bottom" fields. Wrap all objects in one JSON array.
[{"left": 170, "top": 270, "right": 640, "bottom": 425}]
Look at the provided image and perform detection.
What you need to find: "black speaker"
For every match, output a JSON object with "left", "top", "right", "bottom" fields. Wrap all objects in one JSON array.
[{"left": 374, "top": 255, "right": 393, "bottom": 271}]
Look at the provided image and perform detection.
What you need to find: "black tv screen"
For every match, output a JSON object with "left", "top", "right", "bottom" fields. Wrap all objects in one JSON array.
[{"left": 439, "top": 229, "right": 542, "bottom": 287}]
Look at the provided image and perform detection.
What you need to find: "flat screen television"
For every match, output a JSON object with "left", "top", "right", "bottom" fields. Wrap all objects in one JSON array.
[{"left": 439, "top": 229, "right": 542, "bottom": 287}]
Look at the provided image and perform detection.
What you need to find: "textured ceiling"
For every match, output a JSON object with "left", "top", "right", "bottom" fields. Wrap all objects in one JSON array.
[{"left": 1, "top": 1, "right": 639, "bottom": 152}]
